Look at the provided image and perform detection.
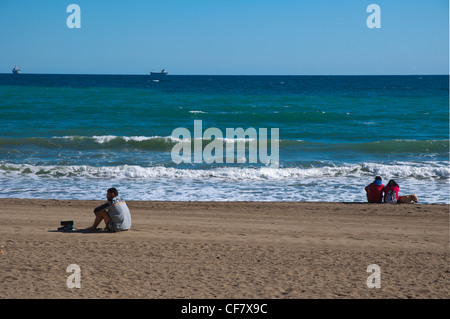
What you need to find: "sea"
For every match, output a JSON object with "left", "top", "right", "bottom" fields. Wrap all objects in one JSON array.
[{"left": 0, "top": 74, "right": 448, "bottom": 203}]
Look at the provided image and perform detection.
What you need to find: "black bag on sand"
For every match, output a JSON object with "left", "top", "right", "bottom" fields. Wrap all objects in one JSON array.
[{"left": 58, "top": 220, "right": 74, "bottom": 231}]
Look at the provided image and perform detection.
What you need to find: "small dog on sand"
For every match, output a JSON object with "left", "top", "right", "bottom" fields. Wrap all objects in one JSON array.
[{"left": 397, "top": 194, "right": 418, "bottom": 204}]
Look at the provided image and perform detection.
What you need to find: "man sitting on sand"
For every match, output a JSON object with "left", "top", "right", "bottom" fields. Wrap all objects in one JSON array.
[
  {"left": 86, "top": 188, "right": 131, "bottom": 232},
  {"left": 365, "top": 176, "right": 384, "bottom": 203}
]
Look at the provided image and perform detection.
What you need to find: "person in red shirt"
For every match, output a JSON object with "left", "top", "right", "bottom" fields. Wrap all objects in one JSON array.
[
  {"left": 383, "top": 179, "right": 400, "bottom": 203},
  {"left": 365, "top": 176, "right": 384, "bottom": 203}
]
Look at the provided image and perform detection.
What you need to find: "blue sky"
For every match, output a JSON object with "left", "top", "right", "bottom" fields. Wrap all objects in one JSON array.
[{"left": 0, "top": 0, "right": 448, "bottom": 75}]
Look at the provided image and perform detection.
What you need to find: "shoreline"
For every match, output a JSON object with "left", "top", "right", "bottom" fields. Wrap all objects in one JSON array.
[
  {"left": 1, "top": 198, "right": 448, "bottom": 299},
  {"left": 1, "top": 197, "right": 449, "bottom": 205}
]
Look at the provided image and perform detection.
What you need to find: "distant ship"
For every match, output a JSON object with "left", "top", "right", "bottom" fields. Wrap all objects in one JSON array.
[
  {"left": 12, "top": 66, "right": 20, "bottom": 74},
  {"left": 150, "top": 69, "right": 168, "bottom": 75}
]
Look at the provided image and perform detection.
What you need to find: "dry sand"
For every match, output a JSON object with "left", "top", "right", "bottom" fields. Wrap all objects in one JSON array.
[{"left": 0, "top": 199, "right": 448, "bottom": 299}]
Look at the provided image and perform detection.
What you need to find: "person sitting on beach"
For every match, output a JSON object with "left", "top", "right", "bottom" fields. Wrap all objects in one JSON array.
[
  {"left": 384, "top": 179, "right": 400, "bottom": 203},
  {"left": 86, "top": 187, "right": 131, "bottom": 232},
  {"left": 365, "top": 176, "right": 384, "bottom": 203}
]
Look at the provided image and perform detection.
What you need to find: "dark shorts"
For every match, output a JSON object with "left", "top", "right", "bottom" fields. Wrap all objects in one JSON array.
[{"left": 94, "top": 203, "right": 118, "bottom": 232}]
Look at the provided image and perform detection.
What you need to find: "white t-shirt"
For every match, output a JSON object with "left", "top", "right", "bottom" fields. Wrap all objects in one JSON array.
[{"left": 107, "top": 196, "right": 132, "bottom": 230}]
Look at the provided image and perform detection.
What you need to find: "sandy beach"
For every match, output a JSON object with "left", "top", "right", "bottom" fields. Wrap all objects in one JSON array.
[{"left": 0, "top": 198, "right": 448, "bottom": 299}]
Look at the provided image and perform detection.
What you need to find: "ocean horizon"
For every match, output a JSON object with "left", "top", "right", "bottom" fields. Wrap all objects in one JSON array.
[
  {"left": 1, "top": 74, "right": 448, "bottom": 203},
  {"left": 2, "top": 72, "right": 449, "bottom": 76}
]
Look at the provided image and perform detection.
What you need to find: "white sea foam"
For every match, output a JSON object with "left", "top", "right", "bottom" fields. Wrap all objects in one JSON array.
[
  {"left": 1, "top": 162, "right": 448, "bottom": 203},
  {"left": 54, "top": 135, "right": 259, "bottom": 144},
  {"left": 1, "top": 161, "right": 448, "bottom": 180},
  {"left": 92, "top": 135, "right": 120, "bottom": 143},
  {"left": 56, "top": 135, "right": 179, "bottom": 143}
]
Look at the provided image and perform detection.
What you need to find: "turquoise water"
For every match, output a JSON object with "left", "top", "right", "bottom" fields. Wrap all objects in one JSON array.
[{"left": 0, "top": 74, "right": 448, "bottom": 203}]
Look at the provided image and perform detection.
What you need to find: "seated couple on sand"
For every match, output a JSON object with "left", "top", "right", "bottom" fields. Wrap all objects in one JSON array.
[
  {"left": 86, "top": 187, "right": 132, "bottom": 232},
  {"left": 365, "top": 176, "right": 418, "bottom": 204}
]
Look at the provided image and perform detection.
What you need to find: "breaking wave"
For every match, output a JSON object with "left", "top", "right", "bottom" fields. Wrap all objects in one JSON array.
[
  {"left": 0, "top": 136, "right": 448, "bottom": 154},
  {"left": 1, "top": 161, "right": 448, "bottom": 180}
]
